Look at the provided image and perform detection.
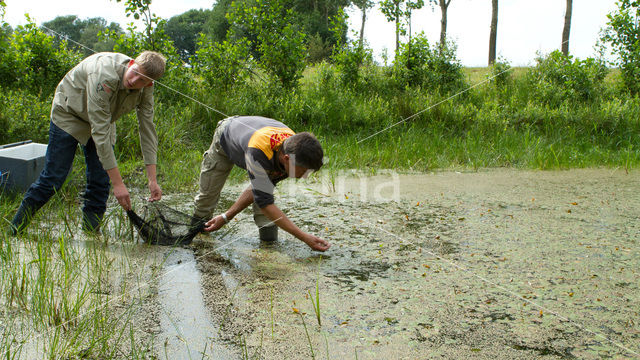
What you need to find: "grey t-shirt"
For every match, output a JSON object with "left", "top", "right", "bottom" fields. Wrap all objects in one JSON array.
[{"left": 219, "top": 116, "right": 295, "bottom": 208}]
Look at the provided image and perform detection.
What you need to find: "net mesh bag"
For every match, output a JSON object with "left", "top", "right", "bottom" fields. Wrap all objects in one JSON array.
[{"left": 127, "top": 202, "right": 205, "bottom": 246}]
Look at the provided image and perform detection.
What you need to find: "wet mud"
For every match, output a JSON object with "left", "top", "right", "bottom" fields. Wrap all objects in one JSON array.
[{"left": 186, "top": 169, "right": 639, "bottom": 359}]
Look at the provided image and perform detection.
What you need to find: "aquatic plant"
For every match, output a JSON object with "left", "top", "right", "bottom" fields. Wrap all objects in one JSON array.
[
  {"left": 308, "top": 273, "right": 322, "bottom": 327},
  {"left": 293, "top": 307, "right": 315, "bottom": 359}
]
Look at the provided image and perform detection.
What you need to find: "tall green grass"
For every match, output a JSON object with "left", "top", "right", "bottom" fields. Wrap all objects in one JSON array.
[
  {"left": 0, "top": 198, "right": 163, "bottom": 358},
  {"left": 1, "top": 63, "right": 639, "bottom": 193},
  {"left": 116, "top": 64, "right": 639, "bottom": 190}
]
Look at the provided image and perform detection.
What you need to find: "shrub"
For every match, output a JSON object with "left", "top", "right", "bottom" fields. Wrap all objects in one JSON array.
[
  {"left": 488, "top": 58, "right": 512, "bottom": 89},
  {"left": 393, "top": 34, "right": 465, "bottom": 93},
  {"left": 601, "top": 0, "right": 640, "bottom": 95},
  {"left": 193, "top": 34, "right": 252, "bottom": 90},
  {"left": 332, "top": 44, "right": 373, "bottom": 88},
  {"left": 0, "top": 90, "right": 50, "bottom": 144},
  {"left": 0, "top": 20, "right": 82, "bottom": 98},
  {"left": 525, "top": 50, "right": 608, "bottom": 106},
  {"left": 228, "top": 0, "right": 307, "bottom": 89}
]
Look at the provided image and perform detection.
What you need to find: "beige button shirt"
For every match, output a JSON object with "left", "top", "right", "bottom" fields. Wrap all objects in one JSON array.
[{"left": 51, "top": 52, "right": 157, "bottom": 170}]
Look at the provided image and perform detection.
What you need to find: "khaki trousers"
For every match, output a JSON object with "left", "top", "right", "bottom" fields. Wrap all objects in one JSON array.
[{"left": 193, "top": 117, "right": 273, "bottom": 228}]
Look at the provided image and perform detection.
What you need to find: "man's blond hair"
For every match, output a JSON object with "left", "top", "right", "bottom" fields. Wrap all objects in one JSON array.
[{"left": 135, "top": 51, "right": 166, "bottom": 80}]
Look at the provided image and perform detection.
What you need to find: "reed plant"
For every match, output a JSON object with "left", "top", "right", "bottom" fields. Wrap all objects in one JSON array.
[
  {"left": 295, "top": 308, "right": 315, "bottom": 360},
  {"left": 0, "top": 200, "right": 162, "bottom": 358},
  {"left": 308, "top": 259, "right": 322, "bottom": 327}
]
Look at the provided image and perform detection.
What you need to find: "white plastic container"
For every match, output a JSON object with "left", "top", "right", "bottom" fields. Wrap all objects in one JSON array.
[{"left": 0, "top": 142, "right": 48, "bottom": 192}]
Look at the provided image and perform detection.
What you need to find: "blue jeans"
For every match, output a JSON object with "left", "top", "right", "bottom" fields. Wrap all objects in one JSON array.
[{"left": 20, "top": 121, "right": 110, "bottom": 216}]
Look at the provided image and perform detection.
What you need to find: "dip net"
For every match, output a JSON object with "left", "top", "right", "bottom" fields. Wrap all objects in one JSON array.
[{"left": 126, "top": 202, "right": 205, "bottom": 246}]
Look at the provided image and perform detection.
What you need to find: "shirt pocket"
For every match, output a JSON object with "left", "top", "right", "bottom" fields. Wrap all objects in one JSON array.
[{"left": 65, "top": 89, "right": 87, "bottom": 117}]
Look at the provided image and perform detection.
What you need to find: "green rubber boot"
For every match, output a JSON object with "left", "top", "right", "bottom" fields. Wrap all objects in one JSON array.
[{"left": 258, "top": 225, "right": 278, "bottom": 242}]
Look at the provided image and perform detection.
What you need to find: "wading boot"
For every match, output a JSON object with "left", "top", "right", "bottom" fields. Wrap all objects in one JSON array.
[
  {"left": 258, "top": 225, "right": 278, "bottom": 242},
  {"left": 9, "top": 202, "right": 36, "bottom": 236},
  {"left": 82, "top": 211, "right": 104, "bottom": 235}
]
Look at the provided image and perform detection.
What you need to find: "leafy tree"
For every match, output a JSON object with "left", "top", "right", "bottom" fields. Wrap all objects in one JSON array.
[
  {"left": 193, "top": 34, "right": 252, "bottom": 90},
  {"left": 0, "top": 8, "right": 14, "bottom": 91},
  {"left": 42, "top": 15, "right": 82, "bottom": 44},
  {"left": 393, "top": 33, "right": 464, "bottom": 92},
  {"left": 78, "top": 18, "right": 122, "bottom": 53},
  {"left": 562, "top": 0, "right": 572, "bottom": 55},
  {"left": 41, "top": 16, "right": 122, "bottom": 55},
  {"left": 330, "top": 10, "right": 373, "bottom": 87},
  {"left": 165, "top": 9, "right": 211, "bottom": 62},
  {"left": 206, "top": 0, "right": 348, "bottom": 62},
  {"left": 526, "top": 50, "right": 608, "bottom": 105},
  {"left": 0, "top": 18, "right": 82, "bottom": 97},
  {"left": 107, "top": 0, "right": 188, "bottom": 104},
  {"left": 380, "top": 0, "right": 424, "bottom": 53},
  {"left": 0, "top": 20, "right": 10, "bottom": 42},
  {"left": 204, "top": 0, "right": 233, "bottom": 43},
  {"left": 293, "top": 0, "right": 350, "bottom": 49},
  {"left": 228, "top": 0, "right": 307, "bottom": 88},
  {"left": 602, "top": 0, "right": 640, "bottom": 94},
  {"left": 110, "top": 0, "right": 174, "bottom": 55},
  {"left": 488, "top": 0, "right": 498, "bottom": 65}
]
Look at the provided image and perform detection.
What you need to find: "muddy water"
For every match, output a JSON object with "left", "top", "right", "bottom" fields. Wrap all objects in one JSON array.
[
  {"left": 187, "top": 169, "right": 639, "bottom": 359},
  {"left": 156, "top": 248, "right": 237, "bottom": 359},
  {"left": 8, "top": 169, "right": 636, "bottom": 359}
]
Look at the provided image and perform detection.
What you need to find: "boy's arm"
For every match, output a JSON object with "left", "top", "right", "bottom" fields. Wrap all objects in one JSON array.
[
  {"left": 204, "top": 187, "right": 254, "bottom": 231},
  {"left": 106, "top": 167, "right": 131, "bottom": 210},
  {"left": 204, "top": 187, "right": 330, "bottom": 252},
  {"left": 136, "top": 85, "right": 158, "bottom": 166},
  {"left": 260, "top": 204, "right": 330, "bottom": 252},
  {"left": 137, "top": 86, "right": 160, "bottom": 201},
  {"left": 86, "top": 74, "right": 119, "bottom": 171},
  {"left": 145, "top": 164, "right": 161, "bottom": 201},
  {"left": 86, "top": 73, "right": 131, "bottom": 210}
]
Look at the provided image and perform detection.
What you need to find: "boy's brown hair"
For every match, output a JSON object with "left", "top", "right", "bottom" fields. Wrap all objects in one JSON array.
[
  {"left": 135, "top": 51, "right": 166, "bottom": 80},
  {"left": 282, "top": 132, "right": 323, "bottom": 171}
]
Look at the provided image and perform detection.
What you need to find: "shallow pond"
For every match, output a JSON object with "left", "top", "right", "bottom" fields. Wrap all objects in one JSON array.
[
  {"left": 4, "top": 169, "right": 639, "bottom": 359},
  {"left": 182, "top": 169, "right": 640, "bottom": 359}
]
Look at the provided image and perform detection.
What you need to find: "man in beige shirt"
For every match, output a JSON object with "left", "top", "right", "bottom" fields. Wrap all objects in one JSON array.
[{"left": 9, "top": 51, "right": 166, "bottom": 235}]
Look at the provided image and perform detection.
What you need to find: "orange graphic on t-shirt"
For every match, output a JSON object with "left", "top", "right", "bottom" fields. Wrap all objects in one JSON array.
[{"left": 270, "top": 132, "right": 292, "bottom": 149}]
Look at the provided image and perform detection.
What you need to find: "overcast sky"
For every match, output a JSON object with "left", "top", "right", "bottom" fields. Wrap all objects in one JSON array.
[{"left": 3, "top": 0, "right": 618, "bottom": 66}]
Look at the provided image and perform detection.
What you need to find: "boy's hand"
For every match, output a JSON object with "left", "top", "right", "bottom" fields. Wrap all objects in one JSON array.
[
  {"left": 113, "top": 183, "right": 131, "bottom": 210},
  {"left": 301, "top": 233, "right": 331, "bottom": 252},
  {"left": 148, "top": 181, "right": 162, "bottom": 201},
  {"left": 204, "top": 215, "right": 226, "bottom": 232}
]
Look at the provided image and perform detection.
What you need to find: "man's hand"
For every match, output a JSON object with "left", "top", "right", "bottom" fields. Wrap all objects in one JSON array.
[
  {"left": 113, "top": 183, "right": 131, "bottom": 210},
  {"left": 148, "top": 181, "right": 162, "bottom": 201},
  {"left": 300, "top": 233, "right": 331, "bottom": 252},
  {"left": 204, "top": 215, "right": 227, "bottom": 232}
]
